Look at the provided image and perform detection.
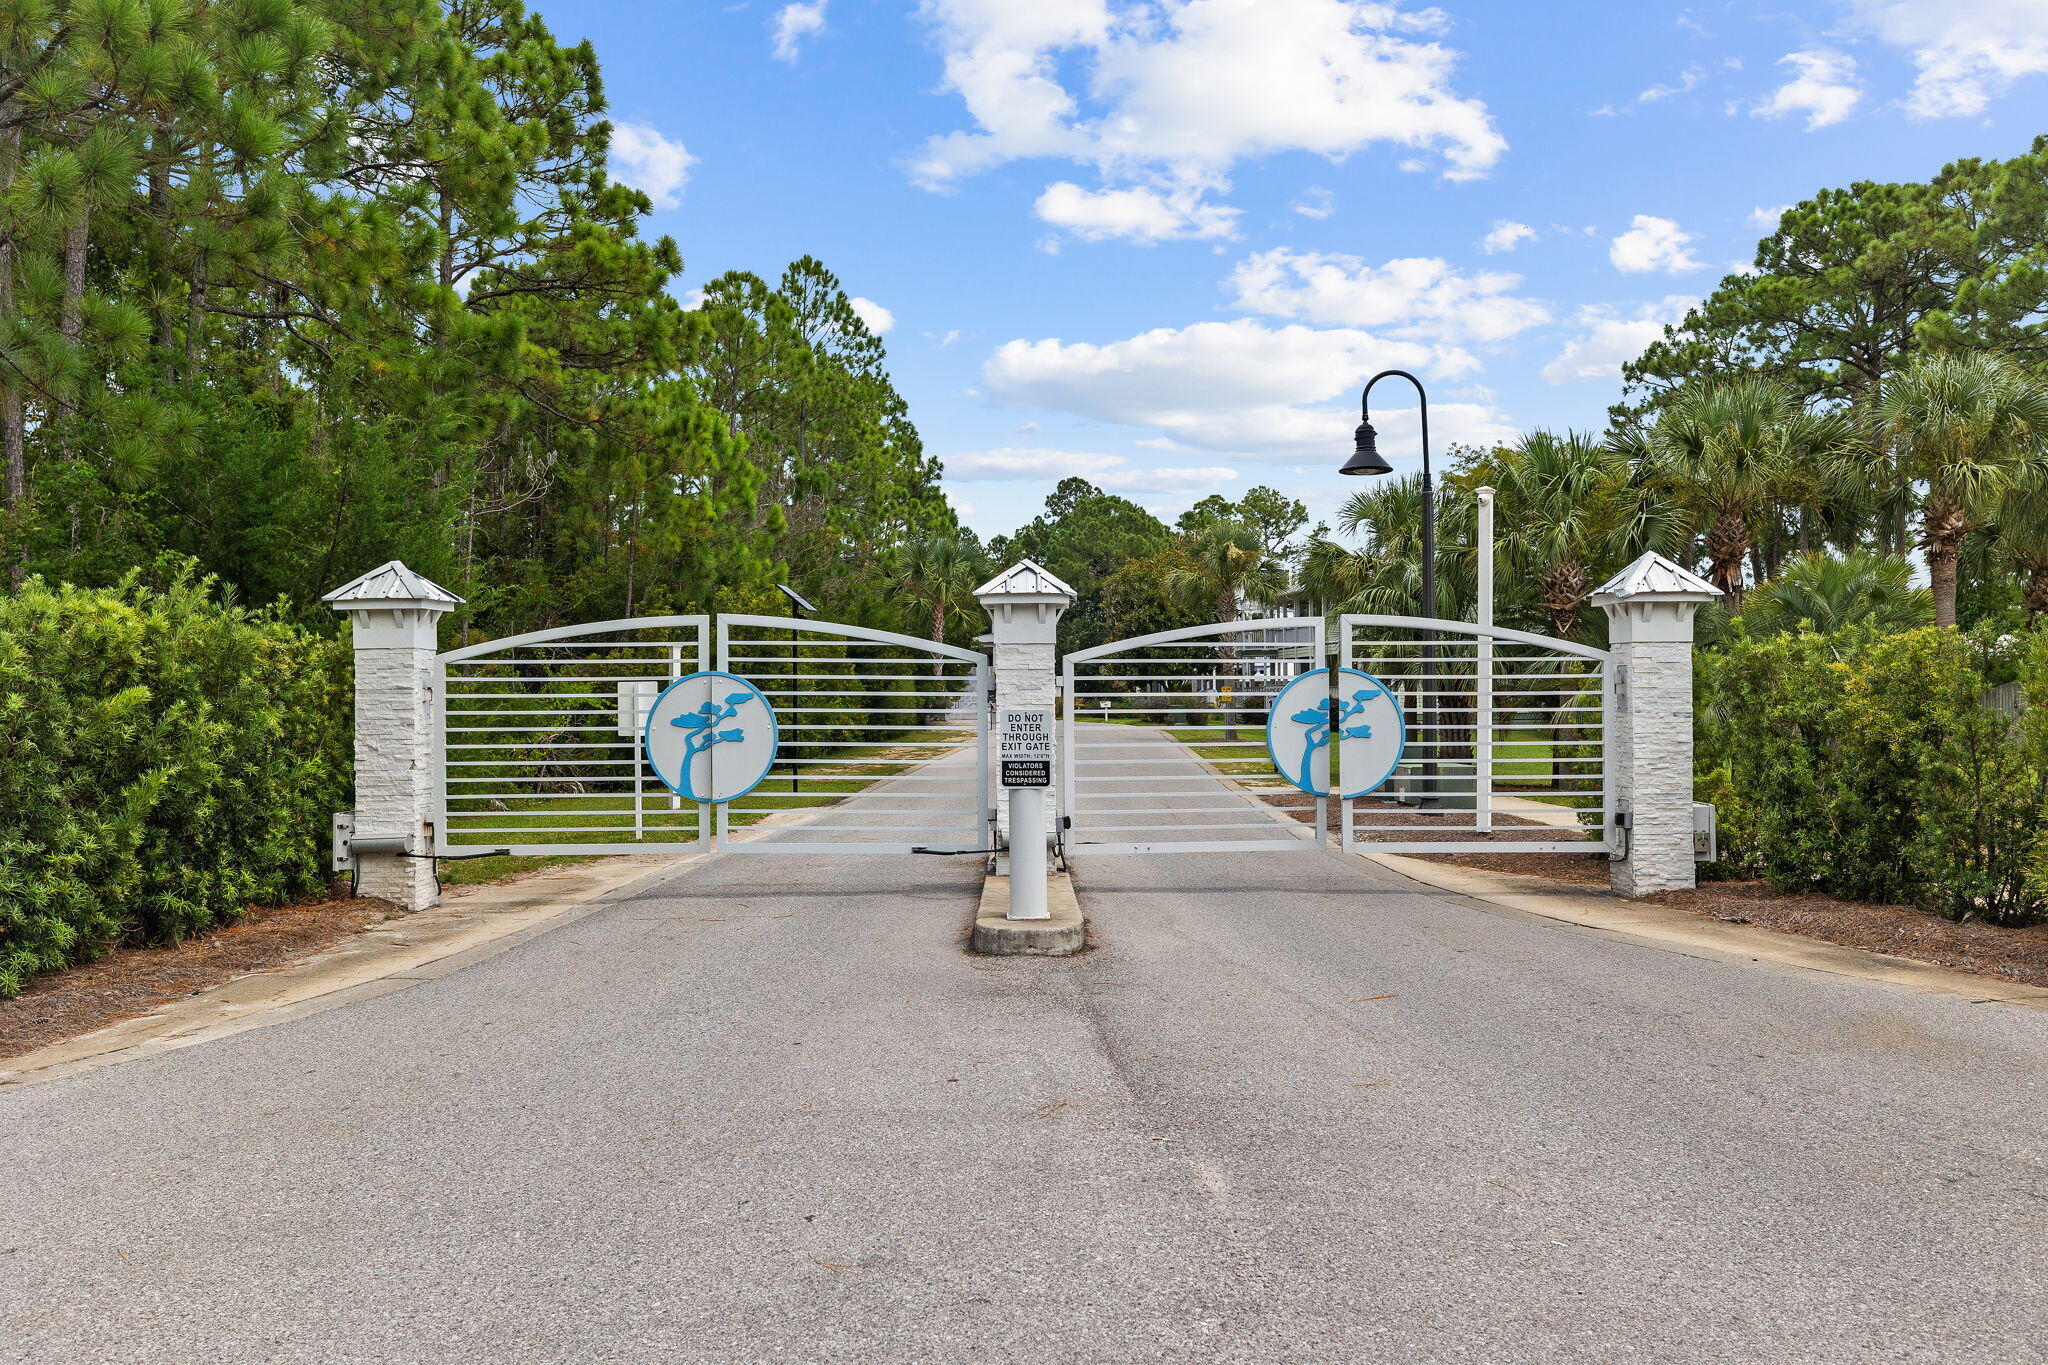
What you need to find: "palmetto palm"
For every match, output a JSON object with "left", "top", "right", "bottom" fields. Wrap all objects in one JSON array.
[
  {"left": 1877, "top": 351, "right": 2048, "bottom": 627},
  {"left": 1644, "top": 379, "right": 1849, "bottom": 609},
  {"left": 1163, "top": 516, "right": 1287, "bottom": 741},
  {"left": 1163, "top": 515, "right": 1288, "bottom": 624},
  {"left": 895, "top": 530, "right": 988, "bottom": 648},
  {"left": 1332, "top": 475, "right": 1474, "bottom": 620},
  {"left": 1739, "top": 550, "right": 1932, "bottom": 637},
  {"left": 1481, "top": 430, "right": 1644, "bottom": 640},
  {"left": 1993, "top": 467, "right": 2048, "bottom": 624}
]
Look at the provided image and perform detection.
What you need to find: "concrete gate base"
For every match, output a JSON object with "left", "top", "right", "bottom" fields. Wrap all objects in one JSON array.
[{"left": 973, "top": 872, "right": 1085, "bottom": 955}]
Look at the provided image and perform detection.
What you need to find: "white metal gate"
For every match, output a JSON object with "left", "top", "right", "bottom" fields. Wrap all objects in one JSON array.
[
  {"left": 713, "top": 615, "right": 990, "bottom": 855},
  {"left": 1057, "top": 615, "right": 1610, "bottom": 858},
  {"left": 435, "top": 615, "right": 991, "bottom": 857},
  {"left": 1339, "top": 615, "right": 1610, "bottom": 855},
  {"left": 1061, "top": 617, "right": 1327, "bottom": 854}
]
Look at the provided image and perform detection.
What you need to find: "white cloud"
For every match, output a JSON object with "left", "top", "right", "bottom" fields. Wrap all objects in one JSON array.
[
  {"left": 1754, "top": 50, "right": 1861, "bottom": 129},
  {"left": 1034, "top": 181, "right": 1241, "bottom": 244},
  {"left": 772, "top": 1, "right": 828, "bottom": 62},
  {"left": 946, "top": 448, "right": 1116, "bottom": 480},
  {"left": 943, "top": 446, "right": 1236, "bottom": 492},
  {"left": 1638, "top": 64, "right": 1706, "bottom": 102},
  {"left": 912, "top": 0, "right": 1505, "bottom": 234},
  {"left": 1226, "top": 248, "right": 1550, "bottom": 342},
  {"left": 1480, "top": 219, "right": 1535, "bottom": 254},
  {"left": 1749, "top": 204, "right": 1793, "bottom": 229},
  {"left": 1609, "top": 214, "right": 1701, "bottom": 273},
  {"left": 1540, "top": 297, "right": 1694, "bottom": 384},
  {"left": 1102, "top": 464, "right": 1240, "bottom": 492},
  {"left": 609, "top": 122, "right": 695, "bottom": 209},
  {"left": 1846, "top": 0, "right": 2048, "bottom": 117},
  {"left": 1291, "top": 186, "right": 1335, "bottom": 219},
  {"left": 981, "top": 317, "right": 1514, "bottom": 459},
  {"left": 849, "top": 297, "right": 895, "bottom": 335}
]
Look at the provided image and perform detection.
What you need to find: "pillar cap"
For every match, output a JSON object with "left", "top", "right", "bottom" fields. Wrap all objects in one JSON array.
[
  {"left": 323, "top": 560, "right": 465, "bottom": 614},
  {"left": 1590, "top": 552, "right": 1719, "bottom": 608},
  {"left": 974, "top": 560, "right": 1076, "bottom": 605}
]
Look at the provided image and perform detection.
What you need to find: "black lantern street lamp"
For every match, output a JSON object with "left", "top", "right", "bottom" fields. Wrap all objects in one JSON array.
[
  {"left": 1343, "top": 369, "right": 1441, "bottom": 812},
  {"left": 1342, "top": 369, "right": 1434, "bottom": 624}
]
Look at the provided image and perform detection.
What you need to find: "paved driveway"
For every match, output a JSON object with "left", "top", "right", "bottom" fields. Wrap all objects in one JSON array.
[{"left": 7, "top": 816, "right": 2048, "bottom": 1360}]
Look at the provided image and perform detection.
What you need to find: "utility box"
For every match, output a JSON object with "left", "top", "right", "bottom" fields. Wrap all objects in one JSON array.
[
  {"left": 331, "top": 811, "right": 356, "bottom": 873},
  {"left": 1692, "top": 802, "right": 1717, "bottom": 863}
]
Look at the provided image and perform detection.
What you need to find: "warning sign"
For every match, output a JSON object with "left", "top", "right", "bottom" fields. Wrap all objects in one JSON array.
[{"left": 998, "top": 707, "right": 1054, "bottom": 788}]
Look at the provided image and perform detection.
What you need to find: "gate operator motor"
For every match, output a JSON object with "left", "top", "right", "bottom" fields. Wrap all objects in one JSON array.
[{"left": 331, "top": 812, "right": 417, "bottom": 872}]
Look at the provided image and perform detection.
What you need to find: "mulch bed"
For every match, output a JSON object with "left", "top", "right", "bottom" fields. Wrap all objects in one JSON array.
[
  {"left": 1257, "top": 789, "right": 2048, "bottom": 988},
  {"left": 0, "top": 893, "right": 398, "bottom": 1061}
]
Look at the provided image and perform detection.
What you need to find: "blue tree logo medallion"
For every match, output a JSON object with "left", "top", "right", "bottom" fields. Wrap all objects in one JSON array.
[
  {"left": 643, "top": 671, "right": 779, "bottom": 803},
  {"left": 1266, "top": 668, "right": 1406, "bottom": 798}
]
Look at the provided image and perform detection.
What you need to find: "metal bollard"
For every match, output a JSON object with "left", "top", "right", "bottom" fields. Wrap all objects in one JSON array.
[{"left": 1007, "top": 786, "right": 1050, "bottom": 920}]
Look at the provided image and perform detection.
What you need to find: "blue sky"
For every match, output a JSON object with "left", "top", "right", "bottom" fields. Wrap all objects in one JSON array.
[{"left": 529, "top": 0, "right": 2048, "bottom": 540}]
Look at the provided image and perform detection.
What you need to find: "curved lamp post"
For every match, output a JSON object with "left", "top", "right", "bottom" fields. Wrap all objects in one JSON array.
[{"left": 1343, "top": 369, "right": 1441, "bottom": 811}]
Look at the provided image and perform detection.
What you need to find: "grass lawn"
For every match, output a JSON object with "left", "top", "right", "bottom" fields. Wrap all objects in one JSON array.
[
  {"left": 443, "top": 733, "right": 973, "bottom": 851},
  {"left": 1079, "top": 716, "right": 1598, "bottom": 806}
]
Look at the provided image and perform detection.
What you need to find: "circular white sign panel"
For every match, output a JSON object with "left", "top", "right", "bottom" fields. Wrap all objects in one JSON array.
[
  {"left": 643, "top": 671, "right": 779, "bottom": 803},
  {"left": 1265, "top": 667, "right": 1406, "bottom": 798}
]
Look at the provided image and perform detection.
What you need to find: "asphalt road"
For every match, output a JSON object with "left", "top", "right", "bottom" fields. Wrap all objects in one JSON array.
[{"left": 8, "top": 782, "right": 2048, "bottom": 1359}]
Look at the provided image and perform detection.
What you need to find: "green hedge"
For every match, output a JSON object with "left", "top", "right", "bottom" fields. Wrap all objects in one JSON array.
[
  {"left": 0, "top": 569, "right": 350, "bottom": 997},
  {"left": 1697, "top": 627, "right": 2048, "bottom": 925}
]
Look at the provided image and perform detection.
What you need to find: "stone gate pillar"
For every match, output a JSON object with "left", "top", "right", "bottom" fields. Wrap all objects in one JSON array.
[
  {"left": 1592, "top": 553, "right": 1720, "bottom": 897},
  {"left": 974, "top": 561, "right": 1075, "bottom": 856},
  {"left": 323, "top": 560, "right": 464, "bottom": 911}
]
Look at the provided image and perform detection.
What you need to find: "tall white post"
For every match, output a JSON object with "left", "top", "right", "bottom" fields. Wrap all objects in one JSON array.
[
  {"left": 1475, "top": 486, "right": 1495, "bottom": 833},
  {"left": 973, "top": 561, "right": 1076, "bottom": 875},
  {"left": 323, "top": 561, "right": 464, "bottom": 912},
  {"left": 1591, "top": 553, "right": 1719, "bottom": 897}
]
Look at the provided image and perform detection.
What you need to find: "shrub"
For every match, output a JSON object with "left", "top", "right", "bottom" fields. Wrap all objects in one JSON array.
[
  {"left": 0, "top": 567, "right": 350, "bottom": 997},
  {"left": 1696, "top": 626, "right": 2048, "bottom": 924}
]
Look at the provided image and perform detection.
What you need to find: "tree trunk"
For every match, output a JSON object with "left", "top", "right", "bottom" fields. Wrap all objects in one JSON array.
[
  {"left": 58, "top": 206, "right": 89, "bottom": 551},
  {"left": 1922, "top": 498, "right": 1966, "bottom": 629},
  {"left": 439, "top": 195, "right": 457, "bottom": 290},
  {"left": 0, "top": 124, "right": 24, "bottom": 585},
  {"left": 1703, "top": 511, "right": 1749, "bottom": 610},
  {"left": 1217, "top": 584, "right": 1239, "bottom": 742},
  {"left": 60, "top": 212, "right": 87, "bottom": 353},
  {"left": 1538, "top": 561, "right": 1588, "bottom": 640},
  {"left": 184, "top": 253, "right": 207, "bottom": 372},
  {"left": 2024, "top": 563, "right": 2048, "bottom": 627},
  {"left": 149, "top": 127, "right": 176, "bottom": 354}
]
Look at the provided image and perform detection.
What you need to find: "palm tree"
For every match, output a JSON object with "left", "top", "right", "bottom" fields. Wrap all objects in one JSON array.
[
  {"left": 1643, "top": 379, "right": 1857, "bottom": 609},
  {"left": 1739, "top": 550, "right": 1932, "bottom": 637},
  {"left": 1479, "top": 430, "right": 1660, "bottom": 641},
  {"left": 1878, "top": 352, "right": 2048, "bottom": 627},
  {"left": 1294, "top": 531, "right": 1362, "bottom": 617},
  {"left": 1163, "top": 515, "right": 1288, "bottom": 625},
  {"left": 1331, "top": 474, "right": 1473, "bottom": 620},
  {"left": 1992, "top": 468, "right": 2048, "bottom": 625},
  {"left": 1163, "top": 516, "right": 1287, "bottom": 741},
  {"left": 895, "top": 530, "right": 988, "bottom": 652},
  {"left": 893, "top": 531, "right": 989, "bottom": 721}
]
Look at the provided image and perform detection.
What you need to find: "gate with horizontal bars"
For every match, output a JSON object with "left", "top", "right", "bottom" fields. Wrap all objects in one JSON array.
[
  {"left": 435, "top": 615, "right": 991, "bottom": 858},
  {"left": 1058, "top": 614, "right": 1610, "bottom": 858},
  {"left": 1337, "top": 614, "right": 1609, "bottom": 854}
]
